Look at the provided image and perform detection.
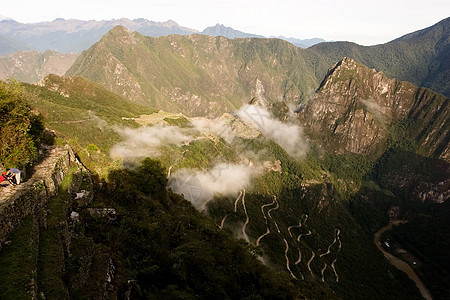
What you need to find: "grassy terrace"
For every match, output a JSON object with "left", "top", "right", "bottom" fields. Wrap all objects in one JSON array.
[{"left": 0, "top": 166, "right": 78, "bottom": 299}]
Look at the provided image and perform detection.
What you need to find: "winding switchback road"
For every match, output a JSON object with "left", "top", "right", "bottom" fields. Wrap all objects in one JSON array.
[
  {"left": 267, "top": 196, "right": 280, "bottom": 233},
  {"left": 234, "top": 190, "right": 243, "bottom": 212},
  {"left": 307, "top": 251, "right": 316, "bottom": 277},
  {"left": 241, "top": 189, "right": 250, "bottom": 243},
  {"left": 283, "top": 239, "right": 297, "bottom": 279},
  {"left": 321, "top": 263, "right": 328, "bottom": 282},
  {"left": 256, "top": 197, "right": 276, "bottom": 246},
  {"left": 219, "top": 214, "right": 228, "bottom": 229}
]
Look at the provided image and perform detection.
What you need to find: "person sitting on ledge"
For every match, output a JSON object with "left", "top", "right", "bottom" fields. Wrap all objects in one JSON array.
[{"left": 0, "top": 168, "right": 21, "bottom": 186}]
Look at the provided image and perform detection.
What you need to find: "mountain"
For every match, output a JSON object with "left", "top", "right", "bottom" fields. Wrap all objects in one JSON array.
[
  {"left": 66, "top": 26, "right": 318, "bottom": 117},
  {"left": 0, "top": 17, "right": 449, "bottom": 300},
  {"left": 200, "top": 25, "right": 326, "bottom": 47},
  {"left": 271, "top": 36, "right": 326, "bottom": 48},
  {"left": 0, "top": 33, "right": 31, "bottom": 55},
  {"left": 4, "top": 73, "right": 428, "bottom": 299},
  {"left": 0, "top": 18, "right": 198, "bottom": 54},
  {"left": 65, "top": 18, "right": 450, "bottom": 119},
  {"left": 0, "top": 50, "right": 78, "bottom": 83},
  {"left": 308, "top": 17, "right": 450, "bottom": 98},
  {"left": 201, "top": 23, "right": 264, "bottom": 39},
  {"left": 298, "top": 57, "right": 449, "bottom": 161}
]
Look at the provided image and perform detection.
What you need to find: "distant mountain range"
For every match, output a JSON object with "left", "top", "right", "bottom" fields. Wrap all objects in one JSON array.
[
  {"left": 0, "top": 14, "right": 449, "bottom": 300},
  {"left": 201, "top": 24, "right": 264, "bottom": 39},
  {"left": 0, "top": 50, "right": 78, "bottom": 83},
  {"left": 64, "top": 17, "right": 450, "bottom": 118},
  {"left": 0, "top": 18, "right": 197, "bottom": 54},
  {"left": 0, "top": 18, "right": 326, "bottom": 55}
]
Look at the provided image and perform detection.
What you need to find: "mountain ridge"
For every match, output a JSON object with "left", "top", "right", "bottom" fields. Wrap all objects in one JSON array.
[
  {"left": 0, "top": 50, "right": 78, "bottom": 83},
  {"left": 65, "top": 18, "right": 450, "bottom": 119},
  {"left": 298, "top": 57, "right": 449, "bottom": 161},
  {"left": 308, "top": 17, "right": 450, "bottom": 97},
  {"left": 0, "top": 18, "right": 198, "bottom": 54}
]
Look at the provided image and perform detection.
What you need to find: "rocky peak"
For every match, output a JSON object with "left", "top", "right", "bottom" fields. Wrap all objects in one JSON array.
[{"left": 299, "top": 57, "right": 449, "bottom": 160}]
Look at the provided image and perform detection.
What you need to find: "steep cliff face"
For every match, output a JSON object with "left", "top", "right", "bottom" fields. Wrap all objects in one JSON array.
[{"left": 298, "top": 57, "right": 449, "bottom": 160}]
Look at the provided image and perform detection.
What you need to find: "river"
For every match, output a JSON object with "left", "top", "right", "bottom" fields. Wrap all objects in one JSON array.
[{"left": 374, "top": 220, "right": 433, "bottom": 300}]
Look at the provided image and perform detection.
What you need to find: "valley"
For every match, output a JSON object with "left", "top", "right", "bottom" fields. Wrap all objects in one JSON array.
[
  {"left": 0, "top": 15, "right": 449, "bottom": 300},
  {"left": 374, "top": 220, "right": 433, "bottom": 300}
]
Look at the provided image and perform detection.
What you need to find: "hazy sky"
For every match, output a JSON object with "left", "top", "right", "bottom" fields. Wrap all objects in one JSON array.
[{"left": 2, "top": 0, "right": 449, "bottom": 45}]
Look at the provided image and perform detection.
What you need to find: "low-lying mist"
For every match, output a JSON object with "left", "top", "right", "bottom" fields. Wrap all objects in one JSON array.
[
  {"left": 110, "top": 124, "right": 191, "bottom": 163},
  {"left": 168, "top": 163, "right": 259, "bottom": 210},
  {"left": 237, "top": 104, "right": 308, "bottom": 158}
]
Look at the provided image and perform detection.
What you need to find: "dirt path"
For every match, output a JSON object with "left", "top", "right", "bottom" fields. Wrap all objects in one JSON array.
[
  {"left": 307, "top": 251, "right": 316, "bottom": 277},
  {"left": 374, "top": 220, "right": 432, "bottom": 300},
  {"left": 320, "top": 228, "right": 340, "bottom": 257},
  {"left": 256, "top": 197, "right": 276, "bottom": 246},
  {"left": 234, "top": 190, "right": 243, "bottom": 212},
  {"left": 326, "top": 228, "right": 341, "bottom": 282},
  {"left": 283, "top": 239, "right": 297, "bottom": 279},
  {"left": 267, "top": 196, "right": 280, "bottom": 233},
  {"left": 295, "top": 249, "right": 302, "bottom": 265},
  {"left": 321, "top": 263, "right": 328, "bottom": 282},
  {"left": 297, "top": 229, "right": 311, "bottom": 242},
  {"left": 241, "top": 189, "right": 250, "bottom": 243},
  {"left": 288, "top": 220, "right": 302, "bottom": 238},
  {"left": 219, "top": 214, "right": 228, "bottom": 229}
]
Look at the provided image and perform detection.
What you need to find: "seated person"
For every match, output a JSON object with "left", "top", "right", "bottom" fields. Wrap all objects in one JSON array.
[{"left": 0, "top": 168, "right": 21, "bottom": 186}]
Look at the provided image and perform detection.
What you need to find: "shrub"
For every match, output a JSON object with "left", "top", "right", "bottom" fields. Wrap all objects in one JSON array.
[{"left": 0, "top": 79, "right": 44, "bottom": 169}]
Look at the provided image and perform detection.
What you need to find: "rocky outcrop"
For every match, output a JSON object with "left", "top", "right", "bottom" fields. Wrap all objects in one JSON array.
[{"left": 298, "top": 57, "right": 449, "bottom": 160}]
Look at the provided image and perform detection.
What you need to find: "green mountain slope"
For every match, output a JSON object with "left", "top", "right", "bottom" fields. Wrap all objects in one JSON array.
[
  {"left": 66, "top": 26, "right": 319, "bottom": 117},
  {"left": 66, "top": 18, "right": 450, "bottom": 119},
  {"left": 308, "top": 17, "right": 450, "bottom": 97},
  {"left": 24, "top": 74, "right": 157, "bottom": 150}
]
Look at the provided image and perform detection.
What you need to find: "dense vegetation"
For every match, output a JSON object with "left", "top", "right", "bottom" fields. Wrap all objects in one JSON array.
[
  {"left": 76, "top": 158, "right": 302, "bottom": 299},
  {"left": 0, "top": 79, "right": 45, "bottom": 169},
  {"left": 1, "top": 24, "right": 449, "bottom": 298}
]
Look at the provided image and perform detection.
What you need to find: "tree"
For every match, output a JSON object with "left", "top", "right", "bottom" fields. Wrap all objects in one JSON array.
[{"left": 0, "top": 79, "right": 44, "bottom": 169}]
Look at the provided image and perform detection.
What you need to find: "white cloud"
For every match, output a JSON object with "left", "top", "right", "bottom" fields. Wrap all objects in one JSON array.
[
  {"left": 168, "top": 163, "right": 259, "bottom": 210},
  {"left": 237, "top": 104, "right": 308, "bottom": 158},
  {"left": 110, "top": 124, "right": 191, "bottom": 162}
]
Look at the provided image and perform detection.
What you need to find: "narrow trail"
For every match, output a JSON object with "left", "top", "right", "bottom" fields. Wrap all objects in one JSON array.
[
  {"left": 219, "top": 214, "right": 228, "bottom": 229},
  {"left": 330, "top": 229, "right": 341, "bottom": 282},
  {"left": 297, "top": 229, "right": 311, "bottom": 242},
  {"left": 320, "top": 228, "right": 340, "bottom": 257},
  {"left": 256, "top": 197, "right": 276, "bottom": 246},
  {"left": 241, "top": 190, "right": 250, "bottom": 243},
  {"left": 293, "top": 248, "right": 305, "bottom": 279},
  {"left": 283, "top": 239, "right": 297, "bottom": 280},
  {"left": 267, "top": 196, "right": 280, "bottom": 233},
  {"left": 234, "top": 190, "right": 243, "bottom": 212},
  {"left": 321, "top": 263, "right": 328, "bottom": 282},
  {"left": 295, "top": 249, "right": 302, "bottom": 265},
  {"left": 307, "top": 251, "right": 316, "bottom": 278},
  {"left": 288, "top": 220, "right": 302, "bottom": 238},
  {"left": 295, "top": 214, "right": 309, "bottom": 242}
]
